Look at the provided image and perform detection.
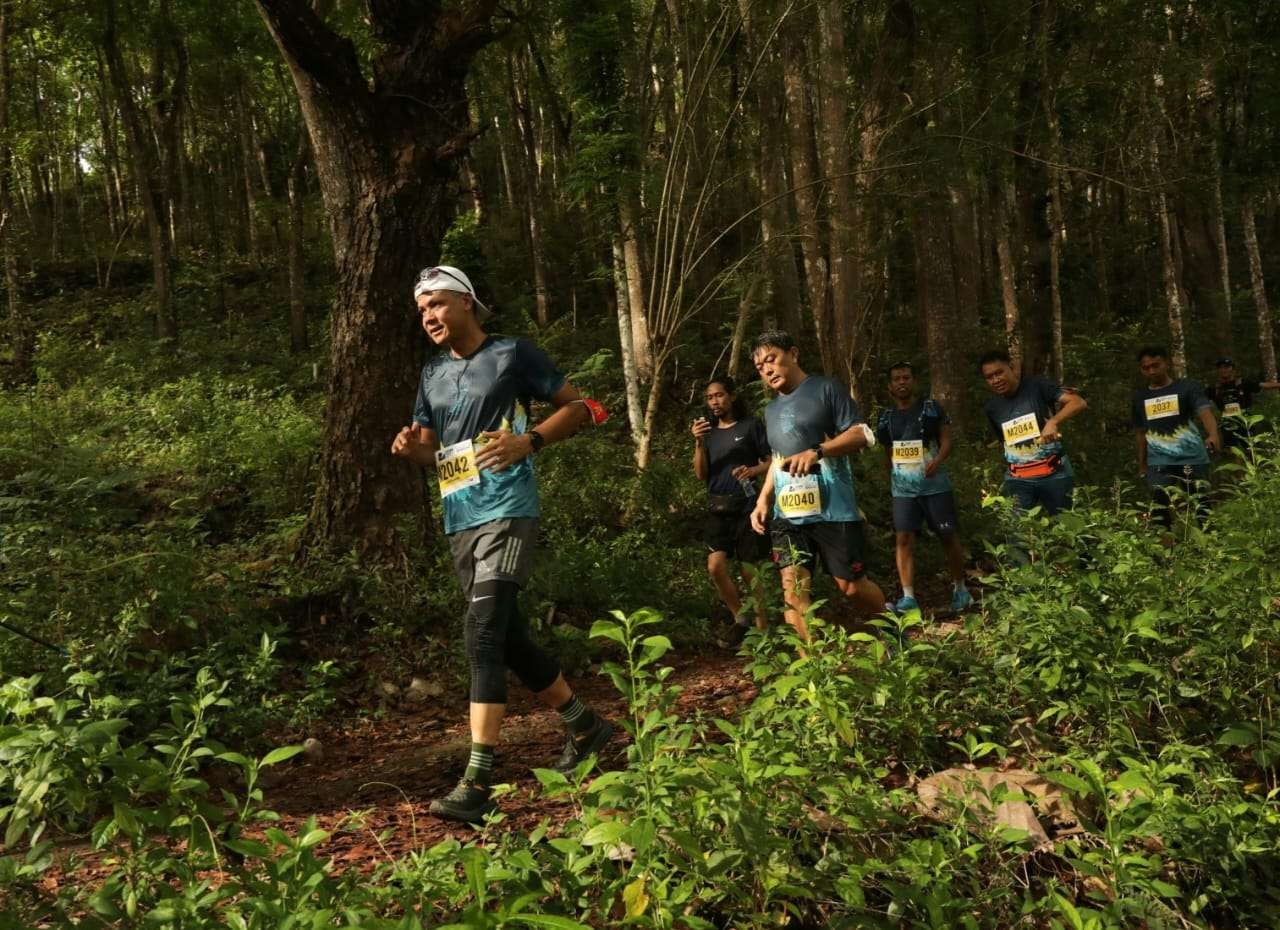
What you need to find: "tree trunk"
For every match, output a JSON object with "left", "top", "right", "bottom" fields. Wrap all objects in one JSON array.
[
  {"left": 728, "top": 276, "right": 761, "bottom": 381},
  {"left": 1210, "top": 148, "right": 1233, "bottom": 354},
  {"left": 253, "top": 0, "right": 498, "bottom": 556},
  {"left": 507, "top": 52, "right": 549, "bottom": 326},
  {"left": 1047, "top": 183, "right": 1065, "bottom": 382},
  {"left": 780, "top": 22, "right": 829, "bottom": 357},
  {"left": 995, "top": 179, "right": 1022, "bottom": 370},
  {"left": 815, "top": 0, "right": 855, "bottom": 383},
  {"left": 914, "top": 202, "right": 963, "bottom": 415},
  {"left": 235, "top": 82, "right": 260, "bottom": 259},
  {"left": 103, "top": 0, "right": 176, "bottom": 340},
  {"left": 611, "top": 229, "right": 645, "bottom": 450},
  {"left": 1242, "top": 197, "right": 1277, "bottom": 381},
  {"left": 0, "top": 0, "right": 30, "bottom": 384},
  {"left": 286, "top": 134, "right": 308, "bottom": 353},
  {"left": 1155, "top": 178, "right": 1188, "bottom": 378},
  {"left": 618, "top": 194, "right": 652, "bottom": 380}
]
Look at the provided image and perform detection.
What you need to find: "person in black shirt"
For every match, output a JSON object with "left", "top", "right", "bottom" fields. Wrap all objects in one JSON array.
[
  {"left": 1205, "top": 357, "right": 1280, "bottom": 452},
  {"left": 692, "top": 376, "right": 771, "bottom": 644}
]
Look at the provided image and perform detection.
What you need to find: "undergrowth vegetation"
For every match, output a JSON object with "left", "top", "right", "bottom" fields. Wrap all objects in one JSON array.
[{"left": 2, "top": 287, "right": 1279, "bottom": 926}]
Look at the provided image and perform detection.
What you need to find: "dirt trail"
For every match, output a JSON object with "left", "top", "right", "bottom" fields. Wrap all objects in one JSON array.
[{"left": 259, "top": 652, "right": 756, "bottom": 869}]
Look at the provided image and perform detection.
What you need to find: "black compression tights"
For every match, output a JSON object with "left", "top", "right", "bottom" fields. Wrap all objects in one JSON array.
[{"left": 465, "top": 579, "right": 561, "bottom": 704}]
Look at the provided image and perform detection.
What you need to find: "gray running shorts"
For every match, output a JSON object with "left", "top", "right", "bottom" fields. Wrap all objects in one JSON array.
[{"left": 448, "top": 517, "right": 539, "bottom": 598}]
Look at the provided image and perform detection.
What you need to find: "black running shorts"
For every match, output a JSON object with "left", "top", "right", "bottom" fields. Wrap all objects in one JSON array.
[
  {"left": 704, "top": 509, "right": 770, "bottom": 561},
  {"left": 770, "top": 520, "right": 868, "bottom": 581}
]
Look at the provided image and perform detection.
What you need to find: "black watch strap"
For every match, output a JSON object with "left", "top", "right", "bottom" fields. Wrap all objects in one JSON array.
[
  {"left": 811, "top": 443, "right": 824, "bottom": 460},
  {"left": 529, "top": 430, "right": 546, "bottom": 454}
]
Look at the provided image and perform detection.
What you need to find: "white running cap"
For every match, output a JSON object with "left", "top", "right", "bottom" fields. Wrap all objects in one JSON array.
[{"left": 413, "top": 265, "right": 492, "bottom": 322}]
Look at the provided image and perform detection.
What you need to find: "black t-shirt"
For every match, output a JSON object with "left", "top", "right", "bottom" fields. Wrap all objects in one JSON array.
[
  {"left": 1206, "top": 378, "right": 1261, "bottom": 413},
  {"left": 703, "top": 417, "right": 770, "bottom": 497}
]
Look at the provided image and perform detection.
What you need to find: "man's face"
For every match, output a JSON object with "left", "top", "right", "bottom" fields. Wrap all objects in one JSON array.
[
  {"left": 705, "top": 384, "right": 732, "bottom": 419},
  {"left": 1217, "top": 363, "right": 1236, "bottom": 384},
  {"left": 888, "top": 367, "right": 915, "bottom": 401},
  {"left": 1139, "top": 354, "right": 1170, "bottom": 384},
  {"left": 981, "top": 360, "right": 1017, "bottom": 396},
  {"left": 752, "top": 344, "right": 800, "bottom": 391},
  {"left": 416, "top": 289, "right": 473, "bottom": 345}
]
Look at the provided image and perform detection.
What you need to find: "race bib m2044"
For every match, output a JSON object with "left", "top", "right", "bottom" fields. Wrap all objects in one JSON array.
[{"left": 1001, "top": 413, "right": 1040, "bottom": 447}]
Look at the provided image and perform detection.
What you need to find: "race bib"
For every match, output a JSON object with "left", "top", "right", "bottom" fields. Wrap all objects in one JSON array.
[
  {"left": 777, "top": 473, "right": 821, "bottom": 519},
  {"left": 1223, "top": 402, "right": 1242, "bottom": 418},
  {"left": 435, "top": 439, "right": 481, "bottom": 498},
  {"left": 892, "top": 440, "right": 925, "bottom": 468},
  {"left": 1001, "top": 412, "right": 1040, "bottom": 446},
  {"left": 1144, "top": 394, "right": 1179, "bottom": 421}
]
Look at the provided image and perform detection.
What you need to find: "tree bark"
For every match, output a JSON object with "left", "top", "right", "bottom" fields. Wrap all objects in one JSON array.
[
  {"left": 253, "top": 0, "right": 498, "bottom": 557},
  {"left": 1154, "top": 167, "right": 1188, "bottom": 377},
  {"left": 286, "top": 133, "right": 308, "bottom": 353},
  {"left": 507, "top": 52, "right": 549, "bottom": 326},
  {"left": 780, "top": 21, "right": 829, "bottom": 356},
  {"left": 611, "top": 229, "right": 645, "bottom": 450},
  {"left": 0, "top": 0, "right": 30, "bottom": 384},
  {"left": 914, "top": 202, "right": 963, "bottom": 416},
  {"left": 1241, "top": 197, "right": 1277, "bottom": 381},
  {"left": 995, "top": 178, "right": 1022, "bottom": 370},
  {"left": 103, "top": 0, "right": 177, "bottom": 340},
  {"left": 618, "top": 194, "right": 652, "bottom": 380}
]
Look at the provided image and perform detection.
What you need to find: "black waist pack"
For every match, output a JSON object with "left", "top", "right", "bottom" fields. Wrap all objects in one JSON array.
[{"left": 708, "top": 493, "right": 749, "bottom": 515}]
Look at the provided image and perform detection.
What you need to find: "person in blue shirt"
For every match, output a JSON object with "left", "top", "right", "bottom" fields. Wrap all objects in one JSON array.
[
  {"left": 978, "top": 349, "right": 1087, "bottom": 516},
  {"left": 1132, "top": 345, "right": 1221, "bottom": 529},
  {"left": 747, "top": 331, "right": 888, "bottom": 644},
  {"left": 874, "top": 362, "right": 971, "bottom": 615},
  {"left": 390, "top": 265, "right": 611, "bottom": 824}
]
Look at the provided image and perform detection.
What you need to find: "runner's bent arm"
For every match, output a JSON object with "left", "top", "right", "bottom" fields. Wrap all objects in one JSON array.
[
  {"left": 691, "top": 417, "right": 711, "bottom": 482},
  {"left": 475, "top": 382, "right": 589, "bottom": 472},
  {"left": 391, "top": 423, "right": 440, "bottom": 466},
  {"left": 783, "top": 422, "right": 868, "bottom": 475},
  {"left": 1041, "top": 390, "right": 1087, "bottom": 443}
]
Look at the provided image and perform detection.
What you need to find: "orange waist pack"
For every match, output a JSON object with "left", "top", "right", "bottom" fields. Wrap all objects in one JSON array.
[{"left": 1008, "top": 455, "right": 1062, "bottom": 480}]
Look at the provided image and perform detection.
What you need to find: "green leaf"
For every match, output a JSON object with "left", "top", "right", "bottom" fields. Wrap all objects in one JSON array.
[
  {"left": 622, "top": 874, "right": 650, "bottom": 918},
  {"left": 589, "top": 620, "right": 625, "bottom": 644},
  {"left": 1217, "top": 727, "right": 1257, "bottom": 748},
  {"left": 580, "top": 820, "right": 627, "bottom": 846},
  {"left": 260, "top": 745, "right": 305, "bottom": 768},
  {"left": 511, "top": 916, "right": 593, "bottom": 930}
]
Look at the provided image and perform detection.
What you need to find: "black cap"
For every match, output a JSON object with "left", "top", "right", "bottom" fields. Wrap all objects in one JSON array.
[
  {"left": 885, "top": 360, "right": 914, "bottom": 374},
  {"left": 1215, "top": 357, "right": 1235, "bottom": 367}
]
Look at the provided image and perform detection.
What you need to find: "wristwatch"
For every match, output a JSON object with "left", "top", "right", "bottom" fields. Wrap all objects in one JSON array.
[
  {"left": 529, "top": 430, "right": 546, "bottom": 454},
  {"left": 811, "top": 443, "right": 824, "bottom": 460}
]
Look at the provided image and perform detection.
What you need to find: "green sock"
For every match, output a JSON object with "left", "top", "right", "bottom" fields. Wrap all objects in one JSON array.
[
  {"left": 464, "top": 743, "right": 494, "bottom": 784},
  {"left": 556, "top": 695, "right": 597, "bottom": 736}
]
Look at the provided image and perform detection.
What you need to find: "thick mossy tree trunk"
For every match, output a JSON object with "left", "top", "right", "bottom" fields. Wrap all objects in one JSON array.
[{"left": 254, "top": 0, "right": 497, "bottom": 558}]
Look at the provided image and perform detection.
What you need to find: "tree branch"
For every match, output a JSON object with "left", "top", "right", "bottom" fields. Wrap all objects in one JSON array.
[{"left": 252, "top": 0, "right": 367, "bottom": 101}]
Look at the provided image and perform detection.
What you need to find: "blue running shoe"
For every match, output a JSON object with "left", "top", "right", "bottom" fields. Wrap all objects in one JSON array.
[
  {"left": 950, "top": 588, "right": 973, "bottom": 613},
  {"left": 893, "top": 594, "right": 920, "bottom": 614}
]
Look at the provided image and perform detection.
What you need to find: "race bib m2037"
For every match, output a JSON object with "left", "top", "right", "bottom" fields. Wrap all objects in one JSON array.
[
  {"left": 436, "top": 439, "right": 481, "bottom": 499},
  {"left": 1144, "top": 394, "right": 1180, "bottom": 421}
]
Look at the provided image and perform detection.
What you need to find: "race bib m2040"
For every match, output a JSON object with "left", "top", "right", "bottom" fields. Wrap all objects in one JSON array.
[{"left": 777, "top": 473, "right": 821, "bottom": 519}]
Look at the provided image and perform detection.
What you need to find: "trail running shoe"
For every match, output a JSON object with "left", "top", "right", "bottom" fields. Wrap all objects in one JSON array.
[
  {"left": 893, "top": 594, "right": 920, "bottom": 614},
  {"left": 950, "top": 587, "right": 974, "bottom": 613},
  {"left": 555, "top": 716, "right": 614, "bottom": 774},
  {"left": 722, "top": 610, "right": 754, "bottom": 648},
  {"left": 429, "top": 778, "right": 495, "bottom": 825}
]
